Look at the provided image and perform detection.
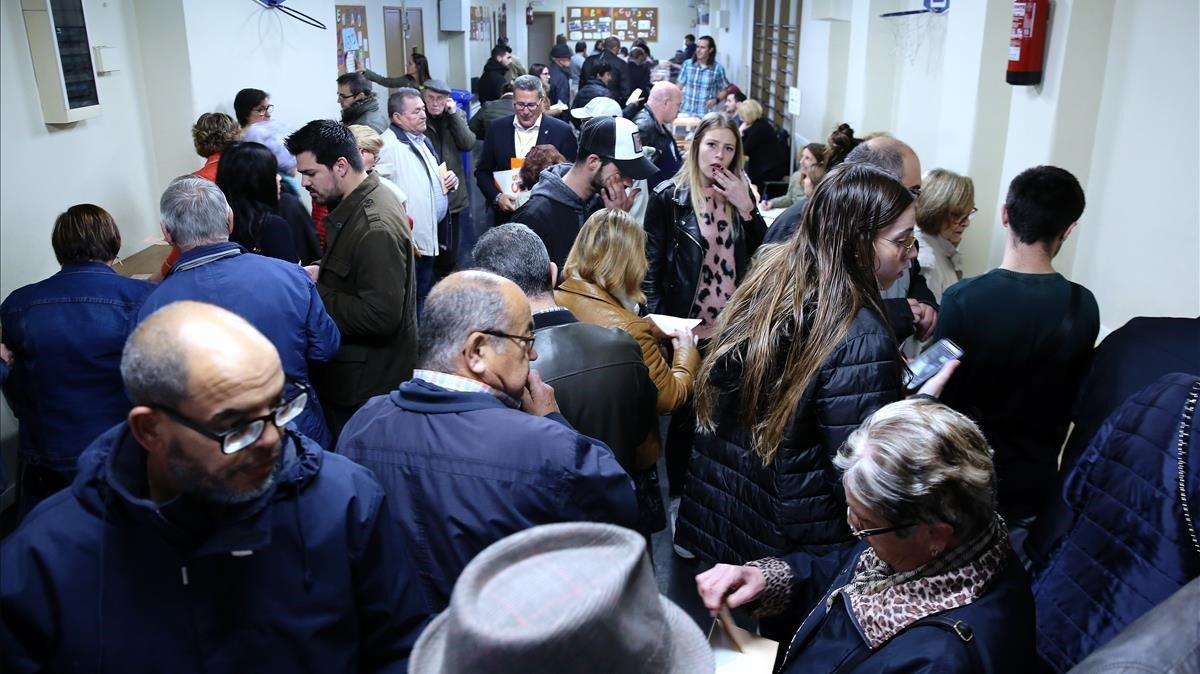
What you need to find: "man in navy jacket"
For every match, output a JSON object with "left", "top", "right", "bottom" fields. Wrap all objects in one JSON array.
[
  {"left": 0, "top": 302, "right": 430, "bottom": 673},
  {"left": 474, "top": 75, "right": 577, "bottom": 226},
  {"left": 138, "top": 177, "right": 341, "bottom": 449},
  {"left": 338, "top": 271, "right": 637, "bottom": 611}
]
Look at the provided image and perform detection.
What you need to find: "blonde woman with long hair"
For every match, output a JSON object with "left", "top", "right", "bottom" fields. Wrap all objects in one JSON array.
[
  {"left": 642, "top": 113, "right": 767, "bottom": 339},
  {"left": 556, "top": 209, "right": 700, "bottom": 462},
  {"left": 674, "top": 163, "right": 953, "bottom": 565}
]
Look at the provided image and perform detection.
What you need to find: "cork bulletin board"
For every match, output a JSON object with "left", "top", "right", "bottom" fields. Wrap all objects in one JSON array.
[
  {"left": 336, "top": 5, "right": 371, "bottom": 74},
  {"left": 568, "top": 6, "right": 659, "bottom": 43}
]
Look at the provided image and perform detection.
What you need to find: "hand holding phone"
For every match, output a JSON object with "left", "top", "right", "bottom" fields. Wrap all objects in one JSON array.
[{"left": 904, "top": 338, "right": 963, "bottom": 391}]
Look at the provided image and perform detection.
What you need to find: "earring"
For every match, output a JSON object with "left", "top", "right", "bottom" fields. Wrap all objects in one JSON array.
[{"left": 930, "top": 547, "right": 942, "bottom": 558}]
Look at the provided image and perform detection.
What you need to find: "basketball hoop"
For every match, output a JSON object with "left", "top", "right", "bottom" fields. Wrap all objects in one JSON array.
[{"left": 881, "top": 0, "right": 949, "bottom": 70}]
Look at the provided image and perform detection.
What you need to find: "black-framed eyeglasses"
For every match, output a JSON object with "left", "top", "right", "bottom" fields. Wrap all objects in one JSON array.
[
  {"left": 847, "top": 506, "right": 918, "bottom": 540},
  {"left": 252, "top": 104, "right": 275, "bottom": 116},
  {"left": 954, "top": 207, "right": 979, "bottom": 225},
  {"left": 513, "top": 102, "right": 541, "bottom": 110},
  {"left": 479, "top": 329, "right": 537, "bottom": 356},
  {"left": 337, "top": 92, "right": 359, "bottom": 101},
  {"left": 152, "top": 379, "right": 308, "bottom": 455}
]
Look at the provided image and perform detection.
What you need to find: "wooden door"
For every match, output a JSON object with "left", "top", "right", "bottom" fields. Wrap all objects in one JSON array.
[
  {"left": 528, "top": 12, "right": 555, "bottom": 65},
  {"left": 383, "top": 7, "right": 405, "bottom": 85}
]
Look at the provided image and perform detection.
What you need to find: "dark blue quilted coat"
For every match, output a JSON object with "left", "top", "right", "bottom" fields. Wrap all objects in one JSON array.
[
  {"left": 1028, "top": 372, "right": 1200, "bottom": 671},
  {"left": 674, "top": 307, "right": 903, "bottom": 564}
]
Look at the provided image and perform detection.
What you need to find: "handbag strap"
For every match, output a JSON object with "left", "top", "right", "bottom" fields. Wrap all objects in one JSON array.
[
  {"left": 1178, "top": 379, "right": 1200, "bottom": 560},
  {"left": 913, "top": 616, "right": 985, "bottom": 673}
]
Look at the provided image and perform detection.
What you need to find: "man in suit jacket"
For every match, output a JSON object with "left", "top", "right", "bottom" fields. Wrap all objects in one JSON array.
[{"left": 474, "top": 75, "right": 577, "bottom": 227}]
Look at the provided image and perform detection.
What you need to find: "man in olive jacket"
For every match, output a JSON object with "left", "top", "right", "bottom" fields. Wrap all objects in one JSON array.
[
  {"left": 422, "top": 80, "right": 476, "bottom": 276},
  {"left": 287, "top": 120, "right": 417, "bottom": 439}
]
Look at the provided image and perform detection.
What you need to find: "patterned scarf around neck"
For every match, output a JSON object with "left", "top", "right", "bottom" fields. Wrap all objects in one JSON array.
[{"left": 828, "top": 515, "right": 1009, "bottom": 649}]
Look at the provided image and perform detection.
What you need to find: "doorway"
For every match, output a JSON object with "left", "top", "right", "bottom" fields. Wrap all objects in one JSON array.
[
  {"left": 528, "top": 11, "right": 555, "bottom": 66},
  {"left": 383, "top": 6, "right": 427, "bottom": 87}
]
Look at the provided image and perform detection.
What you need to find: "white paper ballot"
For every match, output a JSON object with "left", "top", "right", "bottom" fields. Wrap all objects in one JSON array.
[{"left": 647, "top": 314, "right": 701, "bottom": 335}]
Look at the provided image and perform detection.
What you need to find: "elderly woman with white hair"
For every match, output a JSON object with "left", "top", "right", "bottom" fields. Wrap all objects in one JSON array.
[{"left": 696, "top": 399, "right": 1036, "bottom": 672}]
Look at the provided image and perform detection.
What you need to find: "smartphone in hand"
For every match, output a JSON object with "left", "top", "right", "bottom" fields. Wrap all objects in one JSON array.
[{"left": 904, "top": 338, "right": 963, "bottom": 390}]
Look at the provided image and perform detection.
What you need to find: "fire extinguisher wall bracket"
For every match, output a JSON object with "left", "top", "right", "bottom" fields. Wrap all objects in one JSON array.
[{"left": 1006, "top": 0, "right": 1049, "bottom": 86}]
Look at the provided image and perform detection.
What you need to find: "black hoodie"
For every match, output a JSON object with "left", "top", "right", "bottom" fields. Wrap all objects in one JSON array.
[{"left": 478, "top": 58, "right": 510, "bottom": 104}]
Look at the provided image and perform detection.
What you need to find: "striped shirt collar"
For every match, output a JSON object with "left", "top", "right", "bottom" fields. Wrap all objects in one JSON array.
[{"left": 412, "top": 369, "right": 522, "bottom": 409}]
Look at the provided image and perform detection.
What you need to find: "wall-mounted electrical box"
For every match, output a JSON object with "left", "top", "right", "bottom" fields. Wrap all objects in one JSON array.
[
  {"left": 22, "top": 0, "right": 101, "bottom": 124},
  {"left": 440, "top": 0, "right": 468, "bottom": 33}
]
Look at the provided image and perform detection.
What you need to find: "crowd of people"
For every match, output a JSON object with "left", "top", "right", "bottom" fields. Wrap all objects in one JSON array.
[{"left": 0, "top": 28, "right": 1197, "bottom": 674}]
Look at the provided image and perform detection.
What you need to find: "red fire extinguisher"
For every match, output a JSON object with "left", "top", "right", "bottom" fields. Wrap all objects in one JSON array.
[
  {"left": 526, "top": 4, "right": 534, "bottom": 25},
  {"left": 1007, "top": 0, "right": 1049, "bottom": 85}
]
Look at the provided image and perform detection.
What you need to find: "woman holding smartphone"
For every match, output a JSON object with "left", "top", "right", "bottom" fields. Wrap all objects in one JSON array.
[{"left": 673, "top": 163, "right": 952, "bottom": 568}]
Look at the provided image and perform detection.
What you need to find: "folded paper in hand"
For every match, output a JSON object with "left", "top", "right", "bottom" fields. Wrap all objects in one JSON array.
[
  {"left": 646, "top": 314, "right": 701, "bottom": 335},
  {"left": 492, "top": 169, "right": 521, "bottom": 198},
  {"left": 708, "top": 607, "right": 779, "bottom": 674}
]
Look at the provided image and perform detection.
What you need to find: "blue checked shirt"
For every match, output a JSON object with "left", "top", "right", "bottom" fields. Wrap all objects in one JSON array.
[{"left": 678, "top": 59, "right": 730, "bottom": 117}]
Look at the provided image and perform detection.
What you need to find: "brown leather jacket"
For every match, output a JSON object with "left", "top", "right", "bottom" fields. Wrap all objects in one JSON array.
[{"left": 554, "top": 278, "right": 699, "bottom": 415}]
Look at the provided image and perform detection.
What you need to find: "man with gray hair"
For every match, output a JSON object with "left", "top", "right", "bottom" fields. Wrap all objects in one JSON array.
[
  {"left": 138, "top": 177, "right": 341, "bottom": 448},
  {"left": 472, "top": 224, "right": 657, "bottom": 477},
  {"left": 474, "top": 74, "right": 577, "bottom": 225},
  {"left": 338, "top": 270, "right": 637, "bottom": 612},
  {"left": 376, "top": 87, "right": 457, "bottom": 309},
  {"left": 0, "top": 301, "right": 431, "bottom": 672}
]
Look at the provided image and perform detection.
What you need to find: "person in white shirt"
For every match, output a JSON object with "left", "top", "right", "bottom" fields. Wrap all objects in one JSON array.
[
  {"left": 915, "top": 168, "right": 976, "bottom": 302},
  {"left": 376, "top": 88, "right": 459, "bottom": 311}
]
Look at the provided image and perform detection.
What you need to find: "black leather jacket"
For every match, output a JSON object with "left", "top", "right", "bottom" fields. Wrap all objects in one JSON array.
[
  {"left": 642, "top": 181, "right": 767, "bottom": 318},
  {"left": 530, "top": 309, "right": 657, "bottom": 473}
]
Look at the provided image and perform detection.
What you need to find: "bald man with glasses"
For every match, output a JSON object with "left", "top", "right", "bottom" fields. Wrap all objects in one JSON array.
[
  {"left": 0, "top": 301, "right": 431, "bottom": 672},
  {"left": 339, "top": 271, "right": 637, "bottom": 612}
]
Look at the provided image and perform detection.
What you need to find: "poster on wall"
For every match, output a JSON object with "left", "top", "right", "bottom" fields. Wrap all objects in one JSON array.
[
  {"left": 470, "top": 6, "right": 493, "bottom": 43},
  {"left": 336, "top": 5, "right": 371, "bottom": 74},
  {"left": 568, "top": 7, "right": 659, "bottom": 43}
]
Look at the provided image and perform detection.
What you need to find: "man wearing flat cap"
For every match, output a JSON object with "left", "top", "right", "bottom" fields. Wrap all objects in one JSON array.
[
  {"left": 421, "top": 79, "right": 476, "bottom": 277},
  {"left": 547, "top": 44, "right": 573, "bottom": 109}
]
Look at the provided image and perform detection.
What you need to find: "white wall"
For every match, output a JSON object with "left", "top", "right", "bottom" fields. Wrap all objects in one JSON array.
[
  {"left": 791, "top": 0, "right": 1200, "bottom": 331},
  {"left": 0, "top": 0, "right": 162, "bottom": 299},
  {"left": 1071, "top": 0, "right": 1200, "bottom": 327},
  {"left": 0, "top": 0, "right": 164, "bottom": 449},
  {"left": 181, "top": 0, "right": 338, "bottom": 134}
]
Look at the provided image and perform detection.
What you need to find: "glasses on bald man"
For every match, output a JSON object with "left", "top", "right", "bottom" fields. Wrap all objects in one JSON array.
[{"left": 153, "top": 378, "right": 308, "bottom": 455}]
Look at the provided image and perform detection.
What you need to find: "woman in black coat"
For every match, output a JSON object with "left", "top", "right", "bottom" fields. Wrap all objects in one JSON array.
[
  {"left": 642, "top": 113, "right": 766, "bottom": 336},
  {"left": 673, "top": 163, "right": 925, "bottom": 565},
  {"left": 216, "top": 141, "right": 299, "bottom": 263},
  {"left": 738, "top": 99, "right": 790, "bottom": 195},
  {"left": 696, "top": 399, "right": 1033, "bottom": 672}
]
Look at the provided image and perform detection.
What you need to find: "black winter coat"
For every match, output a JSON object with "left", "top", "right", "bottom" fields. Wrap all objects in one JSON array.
[
  {"left": 641, "top": 181, "right": 766, "bottom": 319},
  {"left": 580, "top": 51, "right": 630, "bottom": 102},
  {"left": 478, "top": 58, "right": 509, "bottom": 103},
  {"left": 674, "top": 306, "right": 904, "bottom": 564},
  {"left": 569, "top": 81, "right": 616, "bottom": 130}
]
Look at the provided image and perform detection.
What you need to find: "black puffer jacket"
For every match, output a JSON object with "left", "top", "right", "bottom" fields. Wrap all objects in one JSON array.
[
  {"left": 673, "top": 306, "right": 904, "bottom": 564},
  {"left": 642, "top": 181, "right": 766, "bottom": 318}
]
